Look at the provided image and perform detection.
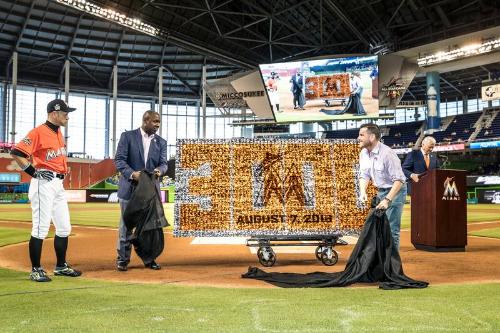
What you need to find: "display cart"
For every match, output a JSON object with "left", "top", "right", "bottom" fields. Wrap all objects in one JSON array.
[
  {"left": 246, "top": 233, "right": 348, "bottom": 267},
  {"left": 324, "top": 97, "right": 348, "bottom": 107}
]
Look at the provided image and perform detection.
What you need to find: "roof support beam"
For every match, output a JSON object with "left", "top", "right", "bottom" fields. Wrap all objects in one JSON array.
[
  {"left": 108, "top": 30, "right": 126, "bottom": 88},
  {"left": 118, "top": 65, "right": 159, "bottom": 86},
  {"left": 240, "top": 0, "right": 320, "bottom": 46},
  {"left": 434, "top": 5, "right": 451, "bottom": 27},
  {"left": 385, "top": 0, "right": 406, "bottom": 28},
  {"left": 60, "top": 13, "right": 83, "bottom": 84},
  {"left": 323, "top": 0, "right": 371, "bottom": 47},
  {"left": 69, "top": 56, "right": 104, "bottom": 88},
  {"left": 13, "top": 0, "right": 36, "bottom": 52},
  {"left": 440, "top": 77, "right": 464, "bottom": 96},
  {"left": 205, "top": 0, "right": 223, "bottom": 36},
  {"left": 162, "top": 64, "right": 199, "bottom": 96},
  {"left": 222, "top": 17, "right": 268, "bottom": 37},
  {"left": 154, "top": 42, "right": 168, "bottom": 94},
  {"left": 21, "top": 55, "right": 65, "bottom": 72},
  {"left": 268, "top": 17, "right": 273, "bottom": 62}
]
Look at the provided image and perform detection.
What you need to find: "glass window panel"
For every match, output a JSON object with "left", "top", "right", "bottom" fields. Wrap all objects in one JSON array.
[
  {"left": 12, "top": 87, "right": 35, "bottom": 139},
  {"left": 85, "top": 95, "right": 107, "bottom": 159},
  {"left": 67, "top": 94, "right": 86, "bottom": 154},
  {"left": 205, "top": 116, "right": 215, "bottom": 138},
  {"left": 115, "top": 100, "right": 133, "bottom": 134},
  {"left": 167, "top": 115, "right": 177, "bottom": 144},
  {"left": 186, "top": 116, "right": 198, "bottom": 138},
  {"left": 214, "top": 116, "right": 225, "bottom": 139},
  {"left": 186, "top": 105, "right": 198, "bottom": 116},
  {"left": 480, "top": 99, "right": 489, "bottom": 109},
  {"left": 132, "top": 100, "right": 151, "bottom": 129},
  {"left": 35, "top": 88, "right": 58, "bottom": 126},
  {"left": 289, "top": 123, "right": 301, "bottom": 134},
  {"left": 467, "top": 98, "right": 478, "bottom": 112},
  {"left": 176, "top": 103, "right": 188, "bottom": 140}
]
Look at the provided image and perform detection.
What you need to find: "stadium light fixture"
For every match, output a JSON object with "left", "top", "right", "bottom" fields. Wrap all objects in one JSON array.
[
  {"left": 56, "top": 0, "right": 161, "bottom": 37},
  {"left": 417, "top": 38, "right": 500, "bottom": 67}
]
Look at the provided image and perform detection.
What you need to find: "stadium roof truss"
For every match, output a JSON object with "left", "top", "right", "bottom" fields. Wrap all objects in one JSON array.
[{"left": 0, "top": 0, "right": 498, "bottom": 102}]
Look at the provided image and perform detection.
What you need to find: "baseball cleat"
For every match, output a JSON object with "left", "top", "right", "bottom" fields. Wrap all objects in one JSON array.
[
  {"left": 54, "top": 263, "right": 82, "bottom": 277},
  {"left": 30, "top": 267, "right": 52, "bottom": 282}
]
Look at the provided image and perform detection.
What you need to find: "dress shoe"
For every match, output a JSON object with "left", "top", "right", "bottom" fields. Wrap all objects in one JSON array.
[
  {"left": 145, "top": 261, "right": 161, "bottom": 270},
  {"left": 117, "top": 263, "right": 128, "bottom": 271}
]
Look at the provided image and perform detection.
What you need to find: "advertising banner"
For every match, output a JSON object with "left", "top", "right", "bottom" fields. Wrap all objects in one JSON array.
[
  {"left": 0, "top": 173, "right": 21, "bottom": 183},
  {"left": 205, "top": 70, "right": 273, "bottom": 119},
  {"left": 481, "top": 81, "right": 500, "bottom": 101},
  {"left": 65, "top": 190, "right": 87, "bottom": 203},
  {"left": 433, "top": 143, "right": 465, "bottom": 152},
  {"left": 467, "top": 175, "right": 500, "bottom": 186},
  {"left": 86, "top": 190, "right": 118, "bottom": 203},
  {"left": 476, "top": 189, "right": 500, "bottom": 204},
  {"left": 174, "top": 138, "right": 376, "bottom": 237},
  {"left": 470, "top": 140, "right": 500, "bottom": 149},
  {"left": 378, "top": 55, "right": 419, "bottom": 109}
]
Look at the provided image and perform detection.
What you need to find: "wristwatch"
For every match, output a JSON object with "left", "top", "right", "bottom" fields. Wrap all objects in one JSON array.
[{"left": 383, "top": 197, "right": 392, "bottom": 203}]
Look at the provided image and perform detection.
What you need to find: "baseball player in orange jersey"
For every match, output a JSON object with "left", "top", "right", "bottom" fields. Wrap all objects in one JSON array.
[{"left": 10, "top": 99, "right": 82, "bottom": 282}]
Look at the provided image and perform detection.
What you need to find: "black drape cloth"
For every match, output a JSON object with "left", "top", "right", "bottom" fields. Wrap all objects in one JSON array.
[
  {"left": 123, "top": 171, "right": 169, "bottom": 264},
  {"left": 342, "top": 92, "right": 366, "bottom": 115},
  {"left": 242, "top": 198, "right": 428, "bottom": 290}
]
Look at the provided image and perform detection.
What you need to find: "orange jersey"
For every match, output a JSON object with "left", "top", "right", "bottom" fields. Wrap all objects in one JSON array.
[
  {"left": 15, "top": 123, "right": 68, "bottom": 174},
  {"left": 266, "top": 78, "right": 278, "bottom": 91}
]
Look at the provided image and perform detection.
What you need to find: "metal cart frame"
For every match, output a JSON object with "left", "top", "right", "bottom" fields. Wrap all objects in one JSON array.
[{"left": 246, "top": 233, "right": 348, "bottom": 267}]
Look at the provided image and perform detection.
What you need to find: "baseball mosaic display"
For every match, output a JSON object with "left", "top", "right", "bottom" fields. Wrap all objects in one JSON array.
[{"left": 174, "top": 138, "right": 376, "bottom": 237}]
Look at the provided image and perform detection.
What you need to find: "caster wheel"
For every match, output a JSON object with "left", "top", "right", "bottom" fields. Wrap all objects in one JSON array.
[
  {"left": 320, "top": 247, "right": 338, "bottom": 266},
  {"left": 315, "top": 246, "right": 325, "bottom": 261},
  {"left": 257, "top": 247, "right": 276, "bottom": 267}
]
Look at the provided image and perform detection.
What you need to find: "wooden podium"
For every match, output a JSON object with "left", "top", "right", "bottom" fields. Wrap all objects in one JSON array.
[{"left": 411, "top": 169, "right": 467, "bottom": 251}]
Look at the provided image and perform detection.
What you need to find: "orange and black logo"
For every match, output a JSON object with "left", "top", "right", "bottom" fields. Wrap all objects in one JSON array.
[{"left": 442, "top": 177, "right": 460, "bottom": 201}]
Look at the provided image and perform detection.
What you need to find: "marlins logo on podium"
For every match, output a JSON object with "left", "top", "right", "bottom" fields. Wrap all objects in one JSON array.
[{"left": 442, "top": 177, "right": 460, "bottom": 200}]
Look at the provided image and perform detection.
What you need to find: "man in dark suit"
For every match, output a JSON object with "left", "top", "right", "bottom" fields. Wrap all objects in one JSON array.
[
  {"left": 402, "top": 136, "right": 440, "bottom": 187},
  {"left": 290, "top": 72, "right": 305, "bottom": 109},
  {"left": 114, "top": 111, "right": 168, "bottom": 271}
]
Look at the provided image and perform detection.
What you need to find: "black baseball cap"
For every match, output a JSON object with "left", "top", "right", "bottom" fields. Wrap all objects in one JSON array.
[{"left": 47, "top": 99, "right": 76, "bottom": 113}]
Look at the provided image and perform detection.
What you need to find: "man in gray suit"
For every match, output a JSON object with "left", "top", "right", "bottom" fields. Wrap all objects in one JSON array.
[{"left": 114, "top": 111, "right": 168, "bottom": 271}]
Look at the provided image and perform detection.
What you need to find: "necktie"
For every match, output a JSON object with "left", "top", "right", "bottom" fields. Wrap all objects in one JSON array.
[{"left": 424, "top": 154, "right": 430, "bottom": 168}]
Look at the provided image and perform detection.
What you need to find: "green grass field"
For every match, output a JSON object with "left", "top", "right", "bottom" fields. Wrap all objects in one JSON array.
[
  {"left": 0, "top": 227, "right": 54, "bottom": 247},
  {"left": 0, "top": 268, "right": 498, "bottom": 332},
  {"left": 0, "top": 203, "right": 499, "bottom": 332},
  {"left": 470, "top": 227, "right": 500, "bottom": 239},
  {"left": 1, "top": 203, "right": 497, "bottom": 230},
  {"left": 0, "top": 203, "right": 175, "bottom": 229}
]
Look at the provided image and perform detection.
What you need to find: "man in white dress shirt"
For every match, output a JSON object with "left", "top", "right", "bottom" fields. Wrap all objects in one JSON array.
[{"left": 358, "top": 123, "right": 407, "bottom": 252}]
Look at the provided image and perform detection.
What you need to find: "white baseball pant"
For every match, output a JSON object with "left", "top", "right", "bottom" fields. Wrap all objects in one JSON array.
[{"left": 28, "top": 176, "right": 71, "bottom": 239}]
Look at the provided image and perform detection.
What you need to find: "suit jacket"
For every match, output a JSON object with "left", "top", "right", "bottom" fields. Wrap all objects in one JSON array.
[
  {"left": 114, "top": 128, "right": 168, "bottom": 200},
  {"left": 290, "top": 75, "right": 304, "bottom": 93},
  {"left": 402, "top": 149, "right": 440, "bottom": 180}
]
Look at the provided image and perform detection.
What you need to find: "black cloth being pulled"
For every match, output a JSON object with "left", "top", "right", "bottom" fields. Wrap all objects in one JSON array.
[
  {"left": 123, "top": 171, "right": 169, "bottom": 264},
  {"left": 242, "top": 199, "right": 428, "bottom": 290}
]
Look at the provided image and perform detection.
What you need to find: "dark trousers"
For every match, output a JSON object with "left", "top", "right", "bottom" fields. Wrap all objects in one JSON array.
[{"left": 116, "top": 198, "right": 133, "bottom": 265}]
